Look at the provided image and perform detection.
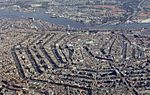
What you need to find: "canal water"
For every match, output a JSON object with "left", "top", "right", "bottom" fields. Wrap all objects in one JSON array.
[{"left": 0, "top": 8, "right": 150, "bottom": 30}]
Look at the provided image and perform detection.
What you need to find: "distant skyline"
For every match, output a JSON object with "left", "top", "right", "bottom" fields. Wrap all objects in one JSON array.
[
  {"left": 0, "top": 0, "right": 49, "bottom": 2},
  {"left": 0, "top": 0, "right": 29, "bottom": 2}
]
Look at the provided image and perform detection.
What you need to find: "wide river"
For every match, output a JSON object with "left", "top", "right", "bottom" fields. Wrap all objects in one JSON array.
[{"left": 0, "top": 8, "right": 150, "bottom": 30}]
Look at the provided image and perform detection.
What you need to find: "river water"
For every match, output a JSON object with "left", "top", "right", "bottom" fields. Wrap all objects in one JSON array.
[{"left": 0, "top": 8, "right": 150, "bottom": 30}]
